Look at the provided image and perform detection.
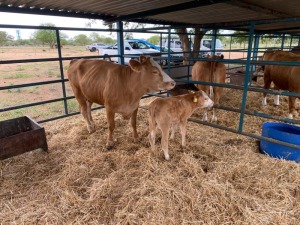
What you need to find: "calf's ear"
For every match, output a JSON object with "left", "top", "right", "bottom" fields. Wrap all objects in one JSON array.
[
  {"left": 139, "top": 55, "right": 148, "bottom": 63},
  {"left": 129, "top": 59, "right": 142, "bottom": 72}
]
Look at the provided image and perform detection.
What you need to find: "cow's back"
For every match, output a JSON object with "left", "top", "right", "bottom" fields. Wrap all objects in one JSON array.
[{"left": 68, "top": 59, "right": 126, "bottom": 105}]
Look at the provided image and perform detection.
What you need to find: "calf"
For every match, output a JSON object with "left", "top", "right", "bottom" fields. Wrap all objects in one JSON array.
[
  {"left": 262, "top": 50, "right": 300, "bottom": 119},
  {"left": 192, "top": 55, "right": 226, "bottom": 121},
  {"left": 148, "top": 91, "right": 214, "bottom": 160}
]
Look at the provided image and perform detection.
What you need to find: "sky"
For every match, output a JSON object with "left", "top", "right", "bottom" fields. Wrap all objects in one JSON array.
[{"left": 0, "top": 12, "right": 155, "bottom": 40}]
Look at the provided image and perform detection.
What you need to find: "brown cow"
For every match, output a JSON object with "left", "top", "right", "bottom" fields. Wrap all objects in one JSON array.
[
  {"left": 262, "top": 50, "right": 300, "bottom": 119},
  {"left": 148, "top": 91, "right": 214, "bottom": 160},
  {"left": 192, "top": 55, "right": 226, "bottom": 122},
  {"left": 67, "top": 55, "right": 175, "bottom": 149}
]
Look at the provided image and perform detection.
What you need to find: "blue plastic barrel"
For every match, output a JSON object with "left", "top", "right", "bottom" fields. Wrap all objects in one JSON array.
[{"left": 260, "top": 122, "right": 300, "bottom": 163}]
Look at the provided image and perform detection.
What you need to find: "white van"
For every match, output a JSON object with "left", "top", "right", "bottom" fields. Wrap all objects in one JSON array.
[
  {"left": 200, "top": 39, "right": 223, "bottom": 56},
  {"left": 161, "top": 38, "right": 223, "bottom": 57}
]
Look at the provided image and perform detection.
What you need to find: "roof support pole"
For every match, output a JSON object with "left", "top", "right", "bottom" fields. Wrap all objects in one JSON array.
[
  {"left": 117, "top": 21, "right": 124, "bottom": 65},
  {"left": 238, "top": 22, "right": 255, "bottom": 133},
  {"left": 251, "top": 34, "right": 260, "bottom": 72}
]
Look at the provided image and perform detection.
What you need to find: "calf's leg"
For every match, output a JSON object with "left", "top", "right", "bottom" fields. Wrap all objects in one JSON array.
[
  {"left": 262, "top": 72, "right": 271, "bottom": 106},
  {"left": 131, "top": 108, "right": 139, "bottom": 142},
  {"left": 86, "top": 100, "right": 96, "bottom": 131},
  {"left": 148, "top": 113, "right": 157, "bottom": 150},
  {"left": 179, "top": 122, "right": 187, "bottom": 148},
  {"left": 170, "top": 124, "right": 177, "bottom": 140},
  {"left": 161, "top": 125, "right": 171, "bottom": 160}
]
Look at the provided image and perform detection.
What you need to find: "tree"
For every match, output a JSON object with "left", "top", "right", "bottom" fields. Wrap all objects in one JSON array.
[
  {"left": 0, "top": 31, "right": 9, "bottom": 44},
  {"left": 147, "top": 35, "right": 160, "bottom": 45},
  {"left": 33, "top": 23, "right": 57, "bottom": 48},
  {"left": 73, "top": 34, "right": 91, "bottom": 45},
  {"left": 176, "top": 27, "right": 208, "bottom": 65},
  {"left": 232, "top": 31, "right": 248, "bottom": 47}
]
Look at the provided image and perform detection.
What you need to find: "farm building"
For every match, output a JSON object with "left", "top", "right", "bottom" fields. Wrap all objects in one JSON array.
[{"left": 1, "top": 0, "right": 300, "bottom": 224}]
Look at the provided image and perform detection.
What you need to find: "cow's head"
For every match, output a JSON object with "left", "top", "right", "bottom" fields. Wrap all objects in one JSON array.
[{"left": 129, "top": 55, "right": 176, "bottom": 92}]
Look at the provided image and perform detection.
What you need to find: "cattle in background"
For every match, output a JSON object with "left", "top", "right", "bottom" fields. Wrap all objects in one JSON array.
[
  {"left": 68, "top": 55, "right": 175, "bottom": 149},
  {"left": 192, "top": 54, "right": 226, "bottom": 121},
  {"left": 262, "top": 50, "right": 300, "bottom": 119},
  {"left": 148, "top": 91, "right": 213, "bottom": 160},
  {"left": 169, "top": 83, "right": 199, "bottom": 96}
]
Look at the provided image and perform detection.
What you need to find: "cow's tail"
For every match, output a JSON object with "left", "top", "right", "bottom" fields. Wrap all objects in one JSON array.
[{"left": 148, "top": 104, "right": 157, "bottom": 129}]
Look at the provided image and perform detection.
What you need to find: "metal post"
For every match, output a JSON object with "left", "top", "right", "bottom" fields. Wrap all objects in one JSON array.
[
  {"left": 228, "top": 35, "right": 232, "bottom": 70},
  {"left": 55, "top": 29, "right": 68, "bottom": 115},
  {"left": 281, "top": 34, "right": 285, "bottom": 50},
  {"left": 211, "top": 29, "right": 217, "bottom": 56},
  {"left": 289, "top": 35, "right": 293, "bottom": 50},
  {"left": 167, "top": 27, "right": 172, "bottom": 96},
  {"left": 238, "top": 22, "right": 255, "bottom": 133},
  {"left": 251, "top": 34, "right": 260, "bottom": 72},
  {"left": 117, "top": 21, "right": 124, "bottom": 65}
]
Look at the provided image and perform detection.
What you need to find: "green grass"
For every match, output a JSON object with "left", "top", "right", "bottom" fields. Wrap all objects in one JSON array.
[{"left": 4, "top": 73, "right": 34, "bottom": 79}]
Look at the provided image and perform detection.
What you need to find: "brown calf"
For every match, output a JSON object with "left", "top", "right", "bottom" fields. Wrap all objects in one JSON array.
[
  {"left": 148, "top": 91, "right": 214, "bottom": 160},
  {"left": 192, "top": 55, "right": 226, "bottom": 121},
  {"left": 68, "top": 55, "right": 175, "bottom": 149}
]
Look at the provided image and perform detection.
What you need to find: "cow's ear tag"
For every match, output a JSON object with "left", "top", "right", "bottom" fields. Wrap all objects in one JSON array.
[{"left": 193, "top": 96, "right": 198, "bottom": 103}]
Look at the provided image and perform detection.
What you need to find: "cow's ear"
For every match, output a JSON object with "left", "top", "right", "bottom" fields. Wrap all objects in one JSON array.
[
  {"left": 129, "top": 59, "right": 142, "bottom": 72},
  {"left": 220, "top": 54, "right": 224, "bottom": 59},
  {"left": 139, "top": 55, "right": 148, "bottom": 63}
]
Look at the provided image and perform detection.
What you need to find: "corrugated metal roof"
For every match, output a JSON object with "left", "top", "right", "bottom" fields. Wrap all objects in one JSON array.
[{"left": 1, "top": 0, "right": 300, "bottom": 33}]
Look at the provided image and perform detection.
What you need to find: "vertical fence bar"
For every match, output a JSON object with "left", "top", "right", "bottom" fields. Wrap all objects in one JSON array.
[
  {"left": 228, "top": 35, "right": 232, "bottom": 70},
  {"left": 211, "top": 29, "right": 217, "bottom": 56},
  {"left": 167, "top": 27, "right": 171, "bottom": 96},
  {"left": 55, "top": 29, "right": 68, "bottom": 115},
  {"left": 238, "top": 22, "right": 255, "bottom": 133},
  {"left": 251, "top": 34, "right": 260, "bottom": 72},
  {"left": 289, "top": 35, "right": 293, "bottom": 50},
  {"left": 281, "top": 34, "right": 285, "bottom": 50},
  {"left": 117, "top": 21, "right": 124, "bottom": 65}
]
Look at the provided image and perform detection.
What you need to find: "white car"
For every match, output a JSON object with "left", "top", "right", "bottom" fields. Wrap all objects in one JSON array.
[
  {"left": 99, "top": 40, "right": 161, "bottom": 64},
  {"left": 86, "top": 43, "right": 107, "bottom": 52}
]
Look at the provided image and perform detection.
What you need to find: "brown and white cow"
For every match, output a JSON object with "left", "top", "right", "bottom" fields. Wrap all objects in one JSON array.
[
  {"left": 67, "top": 55, "right": 175, "bottom": 149},
  {"left": 148, "top": 91, "right": 214, "bottom": 160},
  {"left": 192, "top": 55, "right": 226, "bottom": 122},
  {"left": 262, "top": 50, "right": 300, "bottom": 119}
]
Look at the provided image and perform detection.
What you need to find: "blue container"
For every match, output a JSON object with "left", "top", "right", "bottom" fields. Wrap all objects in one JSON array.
[{"left": 260, "top": 122, "right": 300, "bottom": 163}]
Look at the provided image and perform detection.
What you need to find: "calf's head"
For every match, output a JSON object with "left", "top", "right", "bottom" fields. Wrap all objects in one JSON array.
[
  {"left": 192, "top": 91, "right": 214, "bottom": 108},
  {"left": 129, "top": 55, "right": 176, "bottom": 92}
]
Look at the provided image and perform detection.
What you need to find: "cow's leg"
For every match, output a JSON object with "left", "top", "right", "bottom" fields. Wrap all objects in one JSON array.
[
  {"left": 86, "top": 100, "right": 96, "bottom": 131},
  {"left": 179, "top": 122, "right": 187, "bottom": 148},
  {"left": 170, "top": 123, "right": 176, "bottom": 140},
  {"left": 273, "top": 86, "right": 280, "bottom": 106},
  {"left": 130, "top": 108, "right": 139, "bottom": 142},
  {"left": 202, "top": 86, "right": 210, "bottom": 121},
  {"left": 106, "top": 109, "right": 116, "bottom": 150},
  {"left": 262, "top": 73, "right": 271, "bottom": 106},
  {"left": 212, "top": 89, "right": 221, "bottom": 122},
  {"left": 161, "top": 125, "right": 171, "bottom": 160},
  {"left": 74, "top": 91, "right": 94, "bottom": 133},
  {"left": 288, "top": 96, "right": 297, "bottom": 119},
  {"left": 148, "top": 114, "right": 157, "bottom": 150}
]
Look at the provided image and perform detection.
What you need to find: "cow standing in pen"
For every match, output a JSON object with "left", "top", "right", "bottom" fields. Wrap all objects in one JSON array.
[
  {"left": 148, "top": 91, "right": 214, "bottom": 160},
  {"left": 192, "top": 55, "right": 226, "bottom": 122},
  {"left": 67, "top": 55, "right": 175, "bottom": 149},
  {"left": 262, "top": 50, "right": 300, "bottom": 119}
]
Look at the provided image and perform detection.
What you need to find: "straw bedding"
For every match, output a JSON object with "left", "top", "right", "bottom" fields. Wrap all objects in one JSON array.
[{"left": 1, "top": 79, "right": 300, "bottom": 224}]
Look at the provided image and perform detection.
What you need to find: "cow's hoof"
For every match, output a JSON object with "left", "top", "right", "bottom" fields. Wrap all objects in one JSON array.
[
  {"left": 88, "top": 126, "right": 96, "bottom": 134},
  {"left": 164, "top": 154, "right": 170, "bottom": 161},
  {"left": 105, "top": 141, "right": 115, "bottom": 150},
  {"left": 288, "top": 114, "right": 294, "bottom": 120}
]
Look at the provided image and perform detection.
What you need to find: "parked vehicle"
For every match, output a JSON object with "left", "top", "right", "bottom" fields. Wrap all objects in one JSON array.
[
  {"left": 98, "top": 39, "right": 161, "bottom": 64},
  {"left": 160, "top": 38, "right": 223, "bottom": 57},
  {"left": 128, "top": 39, "right": 183, "bottom": 66},
  {"left": 200, "top": 39, "right": 223, "bottom": 57},
  {"left": 86, "top": 43, "right": 107, "bottom": 52}
]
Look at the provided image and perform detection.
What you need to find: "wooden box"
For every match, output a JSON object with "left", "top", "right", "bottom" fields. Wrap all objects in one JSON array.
[{"left": 0, "top": 116, "right": 48, "bottom": 160}]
